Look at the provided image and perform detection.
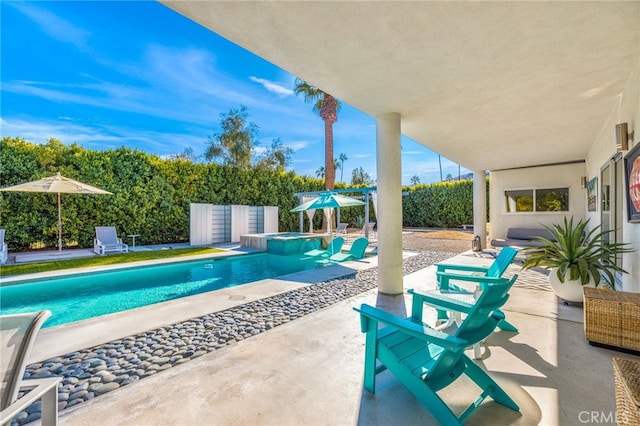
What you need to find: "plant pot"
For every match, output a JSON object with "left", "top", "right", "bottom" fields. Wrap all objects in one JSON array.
[{"left": 548, "top": 268, "right": 596, "bottom": 303}]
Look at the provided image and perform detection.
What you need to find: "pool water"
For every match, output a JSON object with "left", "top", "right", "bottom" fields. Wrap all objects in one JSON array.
[{"left": 0, "top": 253, "right": 323, "bottom": 328}]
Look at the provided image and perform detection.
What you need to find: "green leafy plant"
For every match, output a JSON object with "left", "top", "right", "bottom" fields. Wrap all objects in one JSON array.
[{"left": 521, "top": 217, "right": 633, "bottom": 286}]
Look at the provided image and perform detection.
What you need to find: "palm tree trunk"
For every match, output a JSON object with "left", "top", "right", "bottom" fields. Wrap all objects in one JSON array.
[
  {"left": 324, "top": 119, "right": 335, "bottom": 190},
  {"left": 320, "top": 94, "right": 338, "bottom": 190}
]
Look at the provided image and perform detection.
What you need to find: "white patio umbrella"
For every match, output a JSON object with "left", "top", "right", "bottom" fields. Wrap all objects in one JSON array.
[
  {"left": 291, "top": 191, "right": 365, "bottom": 233},
  {"left": 0, "top": 172, "right": 112, "bottom": 251}
]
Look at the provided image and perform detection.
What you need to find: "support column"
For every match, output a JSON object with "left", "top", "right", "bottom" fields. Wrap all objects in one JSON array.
[
  {"left": 376, "top": 112, "right": 403, "bottom": 294},
  {"left": 473, "top": 170, "right": 487, "bottom": 250},
  {"left": 364, "top": 192, "right": 370, "bottom": 239},
  {"left": 298, "top": 195, "right": 304, "bottom": 233}
]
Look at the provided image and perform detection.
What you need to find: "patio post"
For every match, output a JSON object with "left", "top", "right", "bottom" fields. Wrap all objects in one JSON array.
[
  {"left": 473, "top": 170, "right": 487, "bottom": 250},
  {"left": 364, "top": 192, "right": 370, "bottom": 238},
  {"left": 299, "top": 195, "right": 304, "bottom": 232},
  {"left": 376, "top": 112, "right": 403, "bottom": 294}
]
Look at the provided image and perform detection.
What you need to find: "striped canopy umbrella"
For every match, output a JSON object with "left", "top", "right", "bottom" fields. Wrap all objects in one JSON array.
[{"left": 0, "top": 172, "right": 112, "bottom": 251}]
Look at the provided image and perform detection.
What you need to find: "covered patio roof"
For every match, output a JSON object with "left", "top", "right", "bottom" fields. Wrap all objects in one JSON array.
[{"left": 161, "top": 1, "right": 640, "bottom": 171}]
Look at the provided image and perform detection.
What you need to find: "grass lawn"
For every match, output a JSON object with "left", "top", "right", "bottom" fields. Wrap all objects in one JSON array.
[{"left": 0, "top": 247, "right": 225, "bottom": 277}]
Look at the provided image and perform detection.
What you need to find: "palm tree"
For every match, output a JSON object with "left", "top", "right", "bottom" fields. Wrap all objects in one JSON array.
[
  {"left": 315, "top": 166, "right": 325, "bottom": 178},
  {"left": 294, "top": 78, "right": 341, "bottom": 190},
  {"left": 338, "top": 153, "right": 348, "bottom": 182}
]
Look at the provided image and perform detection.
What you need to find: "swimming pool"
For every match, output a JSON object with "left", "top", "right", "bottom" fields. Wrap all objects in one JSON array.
[{"left": 0, "top": 253, "right": 324, "bottom": 328}]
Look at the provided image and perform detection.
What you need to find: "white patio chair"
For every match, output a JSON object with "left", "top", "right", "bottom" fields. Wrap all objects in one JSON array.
[
  {"left": 93, "top": 226, "right": 129, "bottom": 255},
  {"left": 364, "top": 222, "right": 376, "bottom": 239},
  {"left": 1, "top": 311, "right": 61, "bottom": 426},
  {"left": 345, "top": 222, "right": 376, "bottom": 242},
  {"left": 0, "top": 229, "right": 7, "bottom": 265},
  {"left": 335, "top": 222, "right": 348, "bottom": 236}
]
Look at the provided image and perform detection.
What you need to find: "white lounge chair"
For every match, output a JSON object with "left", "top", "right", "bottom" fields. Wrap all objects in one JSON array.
[
  {"left": 93, "top": 226, "right": 129, "bottom": 255},
  {"left": 0, "top": 229, "right": 7, "bottom": 265},
  {"left": 363, "top": 222, "right": 376, "bottom": 239},
  {"left": 335, "top": 222, "right": 348, "bottom": 235},
  {"left": 1, "top": 311, "right": 61, "bottom": 426},
  {"left": 348, "top": 222, "right": 376, "bottom": 241}
]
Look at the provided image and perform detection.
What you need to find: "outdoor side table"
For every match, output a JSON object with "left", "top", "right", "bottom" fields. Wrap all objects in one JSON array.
[{"left": 127, "top": 234, "right": 140, "bottom": 248}]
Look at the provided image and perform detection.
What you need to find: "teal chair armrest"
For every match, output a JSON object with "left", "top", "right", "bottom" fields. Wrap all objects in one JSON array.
[
  {"left": 408, "top": 288, "right": 476, "bottom": 321},
  {"left": 437, "top": 271, "right": 512, "bottom": 287},
  {"left": 354, "top": 304, "right": 467, "bottom": 349},
  {"left": 435, "top": 262, "right": 490, "bottom": 274}
]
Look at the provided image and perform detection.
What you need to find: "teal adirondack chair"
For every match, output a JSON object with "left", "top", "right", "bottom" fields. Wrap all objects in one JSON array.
[
  {"left": 319, "top": 237, "right": 369, "bottom": 263},
  {"left": 304, "top": 237, "right": 344, "bottom": 258},
  {"left": 434, "top": 246, "right": 519, "bottom": 332},
  {"left": 354, "top": 275, "right": 520, "bottom": 425}
]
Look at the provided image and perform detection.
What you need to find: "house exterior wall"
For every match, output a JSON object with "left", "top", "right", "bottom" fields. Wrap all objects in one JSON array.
[
  {"left": 585, "top": 59, "right": 640, "bottom": 292},
  {"left": 490, "top": 59, "right": 639, "bottom": 292},
  {"left": 489, "top": 162, "right": 586, "bottom": 239}
]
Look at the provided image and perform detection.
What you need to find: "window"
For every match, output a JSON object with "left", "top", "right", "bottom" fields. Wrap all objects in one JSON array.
[
  {"left": 505, "top": 190, "right": 533, "bottom": 212},
  {"left": 504, "top": 187, "right": 569, "bottom": 213}
]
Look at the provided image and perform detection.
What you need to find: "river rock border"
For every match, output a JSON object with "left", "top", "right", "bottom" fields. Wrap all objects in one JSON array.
[{"left": 13, "top": 251, "right": 454, "bottom": 425}]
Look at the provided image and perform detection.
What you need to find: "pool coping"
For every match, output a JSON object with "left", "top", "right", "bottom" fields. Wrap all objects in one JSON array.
[
  {"left": 0, "top": 248, "right": 256, "bottom": 285},
  {"left": 28, "top": 252, "right": 392, "bottom": 364}
]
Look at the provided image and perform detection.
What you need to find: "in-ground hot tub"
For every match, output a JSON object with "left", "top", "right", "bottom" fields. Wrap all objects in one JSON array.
[{"left": 240, "top": 232, "right": 327, "bottom": 255}]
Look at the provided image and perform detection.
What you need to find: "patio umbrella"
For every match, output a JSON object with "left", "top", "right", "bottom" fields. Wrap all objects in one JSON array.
[
  {"left": 291, "top": 191, "right": 365, "bottom": 233},
  {"left": 0, "top": 172, "right": 112, "bottom": 251}
]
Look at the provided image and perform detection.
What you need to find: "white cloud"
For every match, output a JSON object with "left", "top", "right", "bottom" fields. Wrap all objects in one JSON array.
[
  {"left": 351, "top": 153, "right": 372, "bottom": 159},
  {"left": 284, "top": 140, "right": 310, "bottom": 151},
  {"left": 249, "top": 76, "right": 294, "bottom": 97},
  {"left": 0, "top": 117, "right": 205, "bottom": 155},
  {"left": 7, "top": 2, "right": 90, "bottom": 49},
  {"left": 292, "top": 158, "right": 314, "bottom": 163}
]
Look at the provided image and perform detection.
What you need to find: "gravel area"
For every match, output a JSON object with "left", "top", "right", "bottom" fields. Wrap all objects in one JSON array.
[
  {"left": 402, "top": 231, "right": 472, "bottom": 253},
  {"left": 13, "top": 237, "right": 466, "bottom": 425}
]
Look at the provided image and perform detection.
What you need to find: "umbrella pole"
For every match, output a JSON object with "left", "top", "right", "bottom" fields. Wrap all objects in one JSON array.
[{"left": 58, "top": 192, "right": 62, "bottom": 252}]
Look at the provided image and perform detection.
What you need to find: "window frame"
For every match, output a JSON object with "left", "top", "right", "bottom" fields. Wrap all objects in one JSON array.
[{"left": 502, "top": 186, "right": 571, "bottom": 214}]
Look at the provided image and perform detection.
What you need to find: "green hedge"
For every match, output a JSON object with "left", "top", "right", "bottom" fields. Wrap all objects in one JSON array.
[
  {"left": 402, "top": 179, "right": 489, "bottom": 228},
  {"left": 1, "top": 137, "right": 487, "bottom": 251},
  {"left": 0, "top": 137, "right": 324, "bottom": 250}
]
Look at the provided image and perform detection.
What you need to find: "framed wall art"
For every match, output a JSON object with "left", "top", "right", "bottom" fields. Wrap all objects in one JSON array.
[
  {"left": 587, "top": 177, "right": 597, "bottom": 212},
  {"left": 624, "top": 141, "right": 640, "bottom": 222}
]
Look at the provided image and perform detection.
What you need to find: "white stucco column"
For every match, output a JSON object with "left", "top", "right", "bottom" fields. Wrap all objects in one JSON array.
[
  {"left": 376, "top": 112, "right": 403, "bottom": 294},
  {"left": 473, "top": 170, "right": 487, "bottom": 250}
]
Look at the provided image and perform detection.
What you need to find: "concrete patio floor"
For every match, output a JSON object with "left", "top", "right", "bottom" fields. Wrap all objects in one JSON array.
[{"left": 47, "top": 250, "right": 639, "bottom": 426}]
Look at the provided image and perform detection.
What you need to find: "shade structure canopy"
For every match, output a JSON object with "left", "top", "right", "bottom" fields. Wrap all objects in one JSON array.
[
  {"left": 290, "top": 192, "right": 365, "bottom": 212},
  {"left": 0, "top": 172, "right": 112, "bottom": 251},
  {"left": 291, "top": 192, "right": 365, "bottom": 234}
]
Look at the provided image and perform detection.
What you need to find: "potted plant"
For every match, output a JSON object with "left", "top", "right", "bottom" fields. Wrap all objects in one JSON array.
[{"left": 521, "top": 217, "right": 633, "bottom": 303}]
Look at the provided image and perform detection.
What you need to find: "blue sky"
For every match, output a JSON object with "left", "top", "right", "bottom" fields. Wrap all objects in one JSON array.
[{"left": 1, "top": 1, "right": 468, "bottom": 185}]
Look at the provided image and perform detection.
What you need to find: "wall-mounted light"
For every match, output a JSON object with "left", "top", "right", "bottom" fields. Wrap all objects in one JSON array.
[
  {"left": 581, "top": 176, "right": 587, "bottom": 189},
  {"left": 615, "top": 122, "right": 634, "bottom": 152}
]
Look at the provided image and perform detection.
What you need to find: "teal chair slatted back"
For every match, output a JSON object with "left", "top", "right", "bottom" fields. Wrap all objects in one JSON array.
[
  {"left": 486, "top": 246, "right": 518, "bottom": 277},
  {"left": 327, "top": 237, "right": 344, "bottom": 255},
  {"left": 427, "top": 275, "right": 517, "bottom": 387},
  {"left": 348, "top": 238, "right": 369, "bottom": 259},
  {"left": 455, "top": 275, "right": 516, "bottom": 341}
]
